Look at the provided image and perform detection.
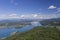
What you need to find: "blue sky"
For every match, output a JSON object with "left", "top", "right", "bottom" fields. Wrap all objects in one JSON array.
[{"left": 0, "top": 0, "right": 60, "bottom": 19}]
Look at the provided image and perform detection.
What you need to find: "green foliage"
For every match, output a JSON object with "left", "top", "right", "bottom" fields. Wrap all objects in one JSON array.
[{"left": 4, "top": 26, "right": 60, "bottom": 40}]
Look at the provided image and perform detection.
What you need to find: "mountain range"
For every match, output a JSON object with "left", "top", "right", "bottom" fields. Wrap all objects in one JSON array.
[{"left": 0, "top": 18, "right": 60, "bottom": 27}]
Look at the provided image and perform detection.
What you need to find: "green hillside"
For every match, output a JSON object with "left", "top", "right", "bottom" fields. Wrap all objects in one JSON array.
[{"left": 4, "top": 26, "right": 60, "bottom": 40}]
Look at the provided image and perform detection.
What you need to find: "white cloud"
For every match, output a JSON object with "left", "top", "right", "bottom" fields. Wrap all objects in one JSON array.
[
  {"left": 20, "top": 15, "right": 25, "bottom": 18},
  {"left": 0, "top": 13, "right": 60, "bottom": 20},
  {"left": 48, "top": 5, "right": 56, "bottom": 9},
  {"left": 33, "top": 14, "right": 38, "bottom": 17},
  {"left": 0, "top": 14, "right": 20, "bottom": 19},
  {"left": 9, "top": 13, "right": 17, "bottom": 16},
  {"left": 8, "top": 14, "right": 20, "bottom": 18}
]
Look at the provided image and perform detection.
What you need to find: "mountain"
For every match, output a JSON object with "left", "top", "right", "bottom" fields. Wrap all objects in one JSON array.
[
  {"left": 0, "top": 17, "right": 60, "bottom": 27},
  {"left": 0, "top": 19, "right": 42, "bottom": 27},
  {"left": 40, "top": 18, "right": 60, "bottom": 26}
]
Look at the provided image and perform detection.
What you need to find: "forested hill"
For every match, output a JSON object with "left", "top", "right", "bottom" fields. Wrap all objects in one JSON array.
[
  {"left": 4, "top": 26, "right": 60, "bottom": 40},
  {"left": 40, "top": 18, "right": 60, "bottom": 26}
]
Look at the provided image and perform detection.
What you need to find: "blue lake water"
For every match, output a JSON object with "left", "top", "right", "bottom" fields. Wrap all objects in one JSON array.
[{"left": 0, "top": 23, "right": 41, "bottom": 38}]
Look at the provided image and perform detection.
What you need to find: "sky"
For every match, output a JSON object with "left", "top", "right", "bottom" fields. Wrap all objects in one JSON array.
[{"left": 0, "top": 0, "right": 60, "bottom": 19}]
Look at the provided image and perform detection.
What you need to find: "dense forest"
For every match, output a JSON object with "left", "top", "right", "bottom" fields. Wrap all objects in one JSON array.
[{"left": 4, "top": 26, "right": 60, "bottom": 40}]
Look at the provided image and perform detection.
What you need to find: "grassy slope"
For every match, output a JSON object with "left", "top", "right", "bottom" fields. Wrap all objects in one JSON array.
[{"left": 4, "top": 26, "right": 60, "bottom": 40}]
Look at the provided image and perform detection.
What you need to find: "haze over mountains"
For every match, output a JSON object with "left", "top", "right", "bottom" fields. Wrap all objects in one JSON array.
[
  {"left": 0, "top": 17, "right": 60, "bottom": 27},
  {"left": 0, "top": 13, "right": 60, "bottom": 28},
  {"left": 0, "top": 13, "right": 60, "bottom": 20}
]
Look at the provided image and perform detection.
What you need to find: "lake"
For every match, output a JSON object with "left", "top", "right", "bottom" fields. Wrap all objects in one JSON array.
[{"left": 0, "top": 22, "right": 41, "bottom": 39}]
